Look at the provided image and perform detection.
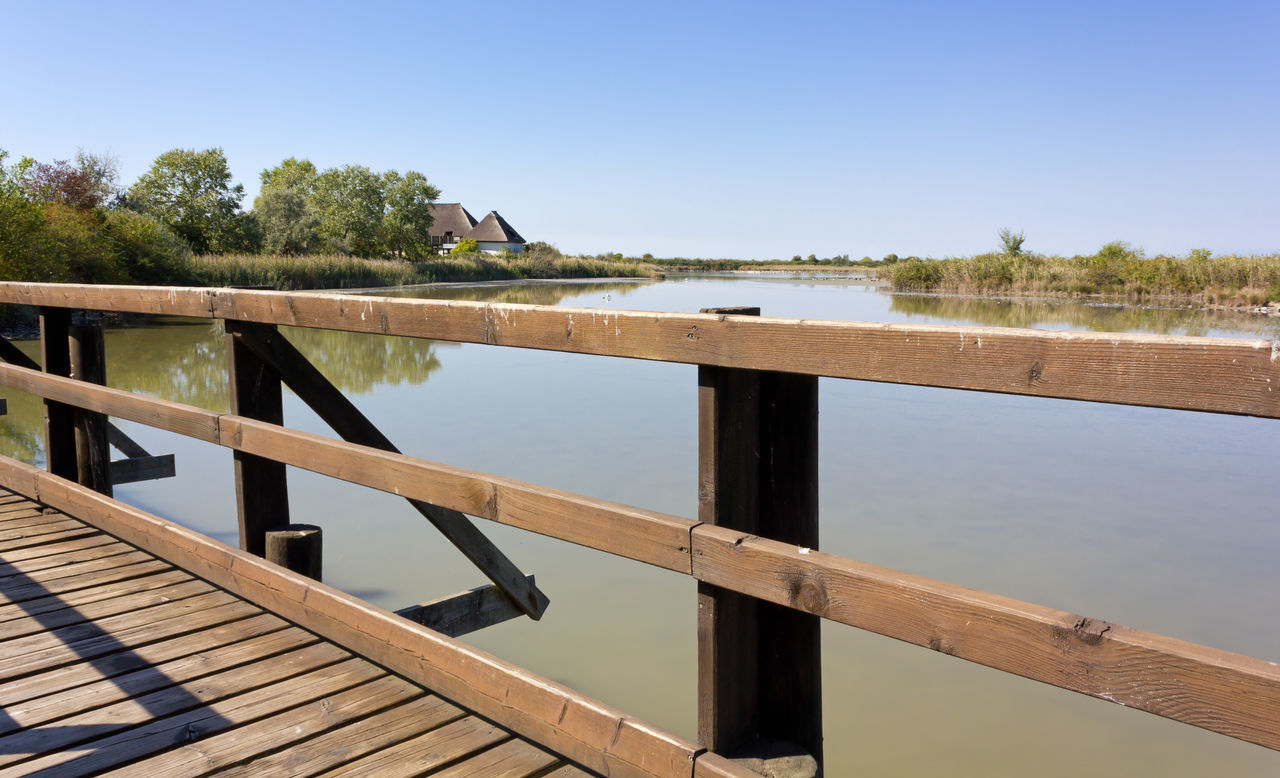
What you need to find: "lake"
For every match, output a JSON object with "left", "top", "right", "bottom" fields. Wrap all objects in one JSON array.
[{"left": 2, "top": 274, "right": 1277, "bottom": 776}]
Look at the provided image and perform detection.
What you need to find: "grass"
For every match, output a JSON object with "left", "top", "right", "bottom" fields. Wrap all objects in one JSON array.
[
  {"left": 885, "top": 248, "right": 1280, "bottom": 306},
  {"left": 188, "top": 251, "right": 661, "bottom": 290}
]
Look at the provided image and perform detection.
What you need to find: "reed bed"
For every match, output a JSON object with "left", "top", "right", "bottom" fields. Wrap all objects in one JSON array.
[
  {"left": 189, "top": 252, "right": 661, "bottom": 290},
  {"left": 887, "top": 250, "right": 1280, "bottom": 306}
]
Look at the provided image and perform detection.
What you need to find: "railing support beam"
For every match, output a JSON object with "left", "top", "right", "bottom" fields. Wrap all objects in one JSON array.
[
  {"left": 39, "top": 308, "right": 76, "bottom": 481},
  {"left": 698, "top": 306, "right": 822, "bottom": 775},
  {"left": 226, "top": 320, "right": 290, "bottom": 555},
  {"left": 69, "top": 324, "right": 112, "bottom": 496}
]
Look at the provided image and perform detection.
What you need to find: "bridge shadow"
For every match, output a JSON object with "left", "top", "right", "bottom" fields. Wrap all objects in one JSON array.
[{"left": 0, "top": 535, "right": 233, "bottom": 763}]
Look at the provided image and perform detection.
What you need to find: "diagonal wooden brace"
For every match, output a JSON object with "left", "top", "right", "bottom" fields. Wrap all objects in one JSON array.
[{"left": 227, "top": 322, "right": 549, "bottom": 620}]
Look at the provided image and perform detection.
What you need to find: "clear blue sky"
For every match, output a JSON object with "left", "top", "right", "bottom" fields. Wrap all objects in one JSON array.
[{"left": 3, "top": 0, "right": 1276, "bottom": 259}]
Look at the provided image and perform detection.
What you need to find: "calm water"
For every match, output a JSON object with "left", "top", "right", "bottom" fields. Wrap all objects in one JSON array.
[{"left": 2, "top": 275, "right": 1278, "bottom": 776}]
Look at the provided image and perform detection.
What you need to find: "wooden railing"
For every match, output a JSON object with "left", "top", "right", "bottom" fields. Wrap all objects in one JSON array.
[{"left": 1, "top": 282, "right": 1278, "bottom": 776}]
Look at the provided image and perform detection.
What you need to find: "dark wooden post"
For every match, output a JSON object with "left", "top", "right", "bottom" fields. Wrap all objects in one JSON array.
[
  {"left": 226, "top": 320, "right": 290, "bottom": 556},
  {"left": 266, "top": 524, "right": 322, "bottom": 580},
  {"left": 698, "top": 306, "right": 822, "bottom": 775},
  {"left": 40, "top": 308, "right": 76, "bottom": 481},
  {"left": 69, "top": 324, "right": 112, "bottom": 496}
]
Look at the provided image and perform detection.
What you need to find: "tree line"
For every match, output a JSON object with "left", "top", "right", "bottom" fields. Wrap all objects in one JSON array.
[{"left": 0, "top": 146, "right": 443, "bottom": 286}]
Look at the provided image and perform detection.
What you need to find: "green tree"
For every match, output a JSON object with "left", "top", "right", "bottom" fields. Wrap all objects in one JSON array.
[
  {"left": 381, "top": 170, "right": 439, "bottom": 260},
  {"left": 311, "top": 165, "right": 385, "bottom": 255},
  {"left": 998, "top": 228, "right": 1026, "bottom": 257},
  {"left": 255, "top": 187, "right": 319, "bottom": 255},
  {"left": 450, "top": 237, "right": 478, "bottom": 255},
  {"left": 126, "top": 147, "right": 246, "bottom": 253},
  {"left": 260, "top": 157, "right": 318, "bottom": 196}
]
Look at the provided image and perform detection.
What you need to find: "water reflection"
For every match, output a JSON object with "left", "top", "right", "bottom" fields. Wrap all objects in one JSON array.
[
  {"left": 369, "top": 279, "right": 654, "bottom": 306},
  {"left": 888, "top": 292, "right": 1280, "bottom": 338}
]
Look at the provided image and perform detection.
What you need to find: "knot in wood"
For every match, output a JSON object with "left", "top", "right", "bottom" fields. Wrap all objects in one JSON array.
[
  {"left": 783, "top": 567, "right": 830, "bottom": 616},
  {"left": 1029, "top": 361, "right": 1044, "bottom": 382}
]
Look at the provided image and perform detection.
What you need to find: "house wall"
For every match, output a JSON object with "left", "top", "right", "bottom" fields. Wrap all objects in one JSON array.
[{"left": 476, "top": 242, "right": 524, "bottom": 255}]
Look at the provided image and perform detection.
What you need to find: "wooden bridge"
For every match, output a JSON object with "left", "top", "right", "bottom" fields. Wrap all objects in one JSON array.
[{"left": 0, "top": 281, "right": 1277, "bottom": 776}]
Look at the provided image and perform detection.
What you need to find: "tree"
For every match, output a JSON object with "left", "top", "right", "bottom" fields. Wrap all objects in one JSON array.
[
  {"left": 260, "top": 157, "right": 318, "bottom": 197},
  {"left": 126, "top": 148, "right": 246, "bottom": 253},
  {"left": 255, "top": 187, "right": 319, "bottom": 255},
  {"left": 18, "top": 150, "right": 118, "bottom": 210},
  {"left": 311, "top": 165, "right": 385, "bottom": 255},
  {"left": 450, "top": 237, "right": 478, "bottom": 255},
  {"left": 381, "top": 170, "right": 439, "bottom": 260},
  {"left": 998, "top": 228, "right": 1026, "bottom": 257}
]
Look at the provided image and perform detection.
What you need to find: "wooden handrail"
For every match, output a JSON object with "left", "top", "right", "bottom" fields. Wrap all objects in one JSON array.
[
  {"left": 1, "top": 282, "right": 1278, "bottom": 418},
  {"left": 1, "top": 359, "right": 1277, "bottom": 750}
]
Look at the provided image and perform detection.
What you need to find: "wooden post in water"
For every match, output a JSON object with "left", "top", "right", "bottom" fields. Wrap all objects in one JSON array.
[
  {"left": 69, "top": 323, "right": 112, "bottom": 496},
  {"left": 39, "top": 308, "right": 76, "bottom": 481},
  {"left": 226, "top": 320, "right": 290, "bottom": 556},
  {"left": 266, "top": 524, "right": 322, "bottom": 580},
  {"left": 698, "top": 305, "right": 822, "bottom": 776}
]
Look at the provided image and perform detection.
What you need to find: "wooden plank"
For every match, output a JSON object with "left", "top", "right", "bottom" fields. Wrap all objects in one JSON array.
[
  {"left": 225, "top": 320, "right": 290, "bottom": 556},
  {"left": 0, "top": 537, "right": 131, "bottom": 580},
  {"left": 99, "top": 674, "right": 424, "bottom": 776},
  {"left": 0, "top": 612, "right": 288, "bottom": 708},
  {"left": 109, "top": 453, "right": 175, "bottom": 485},
  {"left": 0, "top": 526, "right": 98, "bottom": 552},
  {"left": 693, "top": 753, "right": 763, "bottom": 778},
  {"left": 0, "top": 579, "right": 213, "bottom": 641},
  {"left": 215, "top": 694, "right": 466, "bottom": 777},
  {"left": 221, "top": 417, "right": 694, "bottom": 573},
  {"left": 542, "top": 766, "right": 595, "bottom": 778},
  {"left": 68, "top": 324, "right": 111, "bottom": 496},
  {"left": 0, "top": 590, "right": 239, "bottom": 661},
  {"left": 39, "top": 308, "right": 76, "bottom": 481},
  {"left": 0, "top": 558, "right": 167, "bottom": 605},
  {"left": 0, "top": 511, "right": 62, "bottom": 531},
  {"left": 3, "top": 283, "right": 1277, "bottom": 417},
  {"left": 396, "top": 576, "right": 536, "bottom": 638},
  {"left": 690, "top": 523, "right": 1280, "bottom": 752},
  {"left": 0, "top": 517, "right": 86, "bottom": 544},
  {"left": 0, "top": 548, "right": 153, "bottom": 588},
  {"left": 0, "top": 655, "right": 378, "bottom": 776},
  {"left": 106, "top": 423, "right": 149, "bottom": 459},
  {"left": 0, "top": 282, "right": 216, "bottom": 317},
  {"left": 0, "top": 362, "right": 221, "bottom": 443},
  {"left": 0, "top": 533, "right": 117, "bottom": 565},
  {"left": 0, "top": 570, "right": 192, "bottom": 625},
  {"left": 207, "top": 287, "right": 1280, "bottom": 418},
  {"left": 0, "top": 626, "right": 317, "bottom": 735},
  {"left": 425, "top": 737, "right": 562, "bottom": 777},
  {"left": 6, "top": 461, "right": 703, "bottom": 777},
  {"left": 318, "top": 716, "right": 513, "bottom": 778},
  {"left": 231, "top": 323, "right": 548, "bottom": 619},
  {"left": 0, "top": 599, "right": 261, "bottom": 681}
]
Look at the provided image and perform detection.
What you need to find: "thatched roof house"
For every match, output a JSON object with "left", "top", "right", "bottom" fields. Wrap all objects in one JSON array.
[{"left": 428, "top": 203, "right": 526, "bottom": 254}]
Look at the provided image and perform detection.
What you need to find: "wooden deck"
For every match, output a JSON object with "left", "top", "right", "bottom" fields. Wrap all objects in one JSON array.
[{"left": 0, "top": 488, "right": 592, "bottom": 777}]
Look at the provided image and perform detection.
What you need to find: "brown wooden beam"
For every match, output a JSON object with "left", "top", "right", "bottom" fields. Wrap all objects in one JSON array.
[
  {"left": 396, "top": 576, "right": 537, "bottom": 637},
  {"left": 109, "top": 454, "right": 176, "bottom": 485},
  {"left": 39, "top": 308, "right": 76, "bottom": 481},
  {"left": 227, "top": 324, "right": 548, "bottom": 619},
  {"left": 697, "top": 307, "right": 822, "bottom": 772},
  {"left": 2, "top": 283, "right": 1278, "bottom": 418},
  {"left": 68, "top": 324, "right": 112, "bottom": 496},
  {"left": 225, "top": 320, "right": 289, "bottom": 555}
]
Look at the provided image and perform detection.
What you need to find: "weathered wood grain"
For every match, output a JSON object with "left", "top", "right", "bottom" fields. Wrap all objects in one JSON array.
[
  {"left": 0, "top": 570, "right": 192, "bottom": 625},
  {"left": 2, "top": 283, "right": 1277, "bottom": 416},
  {"left": 8, "top": 460, "right": 702, "bottom": 778},
  {"left": 426, "top": 737, "right": 562, "bottom": 777},
  {"left": 109, "top": 453, "right": 175, "bottom": 485},
  {"left": 691, "top": 523, "right": 1280, "bottom": 752},
  {"left": 396, "top": 576, "right": 536, "bottom": 638},
  {"left": 317, "top": 716, "right": 512, "bottom": 777},
  {"left": 68, "top": 324, "right": 111, "bottom": 496},
  {"left": 215, "top": 694, "right": 466, "bottom": 777},
  {"left": 38, "top": 308, "right": 75, "bottom": 481},
  {"left": 0, "top": 612, "right": 289, "bottom": 708}
]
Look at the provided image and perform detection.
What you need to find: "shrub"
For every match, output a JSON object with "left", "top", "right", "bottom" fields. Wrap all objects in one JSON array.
[
  {"left": 450, "top": 237, "right": 478, "bottom": 255},
  {"left": 102, "top": 209, "right": 194, "bottom": 284}
]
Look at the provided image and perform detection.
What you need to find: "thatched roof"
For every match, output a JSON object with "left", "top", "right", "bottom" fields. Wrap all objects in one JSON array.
[
  {"left": 428, "top": 203, "right": 478, "bottom": 238},
  {"left": 468, "top": 211, "right": 525, "bottom": 244}
]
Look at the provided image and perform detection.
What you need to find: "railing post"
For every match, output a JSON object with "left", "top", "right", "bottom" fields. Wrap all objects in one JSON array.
[
  {"left": 39, "top": 308, "right": 76, "bottom": 481},
  {"left": 266, "top": 524, "right": 322, "bottom": 581},
  {"left": 226, "top": 320, "right": 290, "bottom": 556},
  {"left": 69, "top": 323, "right": 112, "bottom": 496},
  {"left": 698, "top": 306, "right": 822, "bottom": 775}
]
